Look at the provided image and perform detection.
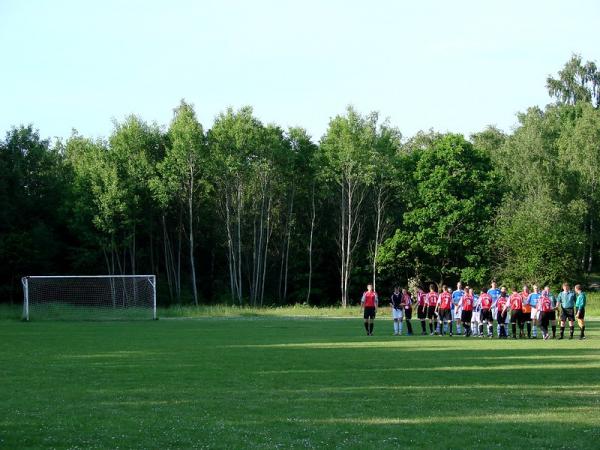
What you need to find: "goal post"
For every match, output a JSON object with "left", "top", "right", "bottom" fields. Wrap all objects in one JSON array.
[{"left": 21, "top": 275, "right": 157, "bottom": 321}]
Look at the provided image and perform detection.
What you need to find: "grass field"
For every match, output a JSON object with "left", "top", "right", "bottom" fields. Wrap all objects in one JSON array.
[{"left": 1, "top": 314, "right": 599, "bottom": 449}]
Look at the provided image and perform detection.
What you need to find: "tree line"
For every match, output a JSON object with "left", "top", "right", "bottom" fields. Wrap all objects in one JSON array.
[{"left": 1, "top": 54, "right": 599, "bottom": 306}]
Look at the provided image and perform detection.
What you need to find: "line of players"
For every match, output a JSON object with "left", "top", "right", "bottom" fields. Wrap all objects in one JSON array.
[{"left": 361, "top": 281, "right": 587, "bottom": 340}]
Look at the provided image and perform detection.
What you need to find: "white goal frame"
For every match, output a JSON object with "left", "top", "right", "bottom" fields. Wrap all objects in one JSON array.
[{"left": 21, "top": 275, "right": 157, "bottom": 321}]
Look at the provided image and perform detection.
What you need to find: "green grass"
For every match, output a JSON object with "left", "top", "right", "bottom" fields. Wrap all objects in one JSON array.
[{"left": 1, "top": 315, "right": 599, "bottom": 449}]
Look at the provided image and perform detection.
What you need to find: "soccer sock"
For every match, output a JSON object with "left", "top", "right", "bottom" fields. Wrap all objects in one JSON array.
[
  {"left": 399, "top": 322, "right": 403, "bottom": 335},
  {"left": 364, "top": 322, "right": 369, "bottom": 334},
  {"left": 457, "top": 324, "right": 462, "bottom": 334},
  {"left": 421, "top": 321, "right": 426, "bottom": 333},
  {"left": 448, "top": 322, "right": 453, "bottom": 334},
  {"left": 500, "top": 324, "right": 505, "bottom": 337},
  {"left": 479, "top": 324, "right": 483, "bottom": 335},
  {"left": 393, "top": 321, "right": 398, "bottom": 334},
  {"left": 429, "top": 322, "right": 433, "bottom": 333},
  {"left": 560, "top": 326, "right": 565, "bottom": 338},
  {"left": 406, "top": 321, "right": 412, "bottom": 334},
  {"left": 569, "top": 326, "right": 574, "bottom": 337},
  {"left": 552, "top": 325, "right": 556, "bottom": 337},
  {"left": 527, "top": 323, "right": 531, "bottom": 337},
  {"left": 581, "top": 326, "right": 585, "bottom": 337},
  {"left": 369, "top": 322, "right": 374, "bottom": 334},
  {"left": 512, "top": 324, "right": 517, "bottom": 336},
  {"left": 488, "top": 324, "right": 493, "bottom": 336}
]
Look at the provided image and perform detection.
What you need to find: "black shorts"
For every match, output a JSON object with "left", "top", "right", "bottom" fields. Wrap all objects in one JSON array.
[
  {"left": 461, "top": 310, "right": 472, "bottom": 323},
  {"left": 364, "top": 307, "right": 376, "bottom": 320},
  {"left": 496, "top": 310, "right": 507, "bottom": 323},
  {"left": 510, "top": 310, "right": 522, "bottom": 323},
  {"left": 561, "top": 307, "right": 575, "bottom": 321},
  {"left": 481, "top": 309, "right": 493, "bottom": 322},
  {"left": 427, "top": 306, "right": 437, "bottom": 319},
  {"left": 522, "top": 311, "right": 532, "bottom": 322},
  {"left": 576, "top": 308, "right": 585, "bottom": 320},
  {"left": 549, "top": 310, "right": 556, "bottom": 321},
  {"left": 439, "top": 308, "right": 451, "bottom": 322},
  {"left": 417, "top": 305, "right": 427, "bottom": 319},
  {"left": 404, "top": 308, "right": 412, "bottom": 320},
  {"left": 540, "top": 311, "right": 553, "bottom": 327}
]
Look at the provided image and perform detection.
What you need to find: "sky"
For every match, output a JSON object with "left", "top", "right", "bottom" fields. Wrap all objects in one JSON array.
[{"left": 1, "top": 0, "right": 598, "bottom": 143}]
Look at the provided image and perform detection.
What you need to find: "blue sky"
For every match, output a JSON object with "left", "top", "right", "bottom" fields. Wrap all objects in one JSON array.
[{"left": 1, "top": 0, "right": 598, "bottom": 142}]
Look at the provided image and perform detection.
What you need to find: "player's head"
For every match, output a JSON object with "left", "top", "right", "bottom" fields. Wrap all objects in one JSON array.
[
  {"left": 491, "top": 279, "right": 497, "bottom": 288},
  {"left": 394, "top": 286, "right": 400, "bottom": 293},
  {"left": 402, "top": 287, "right": 408, "bottom": 294},
  {"left": 468, "top": 288, "right": 474, "bottom": 295},
  {"left": 429, "top": 283, "right": 436, "bottom": 292},
  {"left": 543, "top": 285, "right": 550, "bottom": 293},
  {"left": 512, "top": 287, "right": 518, "bottom": 293},
  {"left": 574, "top": 284, "right": 581, "bottom": 293},
  {"left": 501, "top": 286, "right": 507, "bottom": 294},
  {"left": 532, "top": 284, "right": 538, "bottom": 292},
  {"left": 522, "top": 284, "right": 528, "bottom": 292},
  {"left": 456, "top": 281, "right": 462, "bottom": 289},
  {"left": 562, "top": 282, "right": 570, "bottom": 291},
  {"left": 367, "top": 284, "right": 373, "bottom": 292},
  {"left": 481, "top": 287, "right": 488, "bottom": 294},
  {"left": 441, "top": 284, "right": 447, "bottom": 292}
]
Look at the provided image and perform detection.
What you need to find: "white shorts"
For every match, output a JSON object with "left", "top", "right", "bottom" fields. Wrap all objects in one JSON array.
[
  {"left": 472, "top": 311, "right": 481, "bottom": 322},
  {"left": 392, "top": 308, "right": 404, "bottom": 320},
  {"left": 505, "top": 311, "right": 511, "bottom": 324},
  {"left": 453, "top": 305, "right": 462, "bottom": 320},
  {"left": 531, "top": 308, "right": 540, "bottom": 320}
]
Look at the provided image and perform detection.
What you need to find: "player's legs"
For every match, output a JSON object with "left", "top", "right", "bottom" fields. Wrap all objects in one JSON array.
[{"left": 576, "top": 308, "right": 585, "bottom": 339}]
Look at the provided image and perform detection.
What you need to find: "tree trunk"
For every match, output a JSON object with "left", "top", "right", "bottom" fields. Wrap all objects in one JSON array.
[
  {"left": 188, "top": 172, "right": 198, "bottom": 306},
  {"left": 306, "top": 183, "right": 316, "bottom": 305}
]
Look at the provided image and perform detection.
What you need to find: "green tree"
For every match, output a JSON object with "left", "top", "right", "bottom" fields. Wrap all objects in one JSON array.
[{"left": 547, "top": 54, "right": 600, "bottom": 108}]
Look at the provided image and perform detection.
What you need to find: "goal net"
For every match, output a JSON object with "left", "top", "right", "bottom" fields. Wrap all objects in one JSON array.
[{"left": 22, "top": 275, "right": 157, "bottom": 321}]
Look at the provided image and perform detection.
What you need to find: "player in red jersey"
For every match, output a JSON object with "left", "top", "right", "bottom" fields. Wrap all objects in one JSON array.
[
  {"left": 479, "top": 288, "right": 494, "bottom": 338},
  {"left": 416, "top": 287, "right": 428, "bottom": 335},
  {"left": 538, "top": 291, "right": 553, "bottom": 340},
  {"left": 461, "top": 288, "right": 475, "bottom": 337},
  {"left": 509, "top": 287, "right": 525, "bottom": 339},
  {"left": 520, "top": 285, "right": 532, "bottom": 338},
  {"left": 401, "top": 288, "right": 414, "bottom": 336},
  {"left": 496, "top": 288, "right": 509, "bottom": 338},
  {"left": 361, "top": 284, "right": 378, "bottom": 336},
  {"left": 437, "top": 285, "right": 453, "bottom": 336},
  {"left": 426, "top": 284, "right": 439, "bottom": 335}
]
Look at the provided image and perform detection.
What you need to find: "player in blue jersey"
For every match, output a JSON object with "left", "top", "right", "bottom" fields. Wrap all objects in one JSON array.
[
  {"left": 527, "top": 285, "right": 541, "bottom": 338},
  {"left": 472, "top": 290, "right": 481, "bottom": 336},
  {"left": 488, "top": 280, "right": 502, "bottom": 336},
  {"left": 452, "top": 282, "right": 465, "bottom": 335}
]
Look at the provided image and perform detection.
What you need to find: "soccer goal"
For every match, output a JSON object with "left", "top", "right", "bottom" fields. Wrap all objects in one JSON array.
[{"left": 21, "top": 275, "right": 157, "bottom": 321}]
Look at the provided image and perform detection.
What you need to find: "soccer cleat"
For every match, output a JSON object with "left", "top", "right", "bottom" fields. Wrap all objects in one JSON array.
[
  {"left": 579, "top": 336, "right": 586, "bottom": 340},
  {"left": 543, "top": 334, "right": 549, "bottom": 340},
  {"left": 558, "top": 336, "right": 564, "bottom": 340}
]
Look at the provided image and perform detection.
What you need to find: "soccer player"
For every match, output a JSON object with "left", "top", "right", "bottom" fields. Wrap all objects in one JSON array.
[
  {"left": 488, "top": 280, "right": 503, "bottom": 336},
  {"left": 496, "top": 288, "right": 509, "bottom": 338},
  {"left": 542, "top": 286, "right": 558, "bottom": 338},
  {"left": 417, "top": 287, "right": 428, "bottom": 335},
  {"left": 472, "top": 290, "right": 481, "bottom": 337},
  {"left": 574, "top": 284, "right": 586, "bottom": 340},
  {"left": 538, "top": 291, "right": 553, "bottom": 340},
  {"left": 437, "top": 285, "right": 453, "bottom": 336},
  {"left": 461, "top": 288, "right": 475, "bottom": 337},
  {"left": 556, "top": 283, "right": 576, "bottom": 340},
  {"left": 361, "top": 284, "right": 378, "bottom": 336},
  {"left": 520, "top": 284, "right": 532, "bottom": 338},
  {"left": 527, "top": 285, "right": 541, "bottom": 338},
  {"left": 452, "top": 282, "right": 465, "bottom": 335},
  {"left": 402, "top": 288, "right": 414, "bottom": 336},
  {"left": 426, "top": 284, "right": 439, "bottom": 335},
  {"left": 390, "top": 287, "right": 403, "bottom": 336},
  {"left": 479, "top": 287, "right": 494, "bottom": 338},
  {"left": 509, "top": 287, "right": 524, "bottom": 339}
]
